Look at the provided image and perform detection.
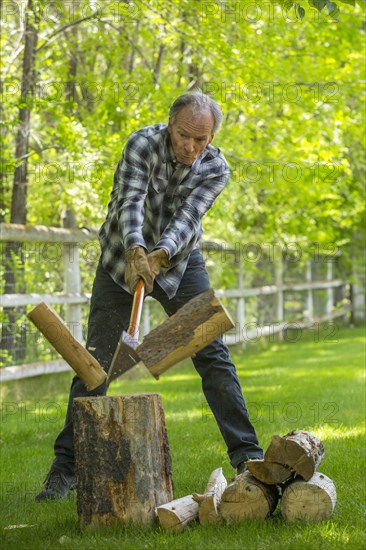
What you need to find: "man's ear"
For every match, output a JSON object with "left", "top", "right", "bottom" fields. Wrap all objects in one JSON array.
[
  {"left": 208, "top": 134, "right": 215, "bottom": 145},
  {"left": 167, "top": 118, "right": 173, "bottom": 135}
]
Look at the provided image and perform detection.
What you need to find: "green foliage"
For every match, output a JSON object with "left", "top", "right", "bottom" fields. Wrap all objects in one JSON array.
[
  {"left": 275, "top": 0, "right": 365, "bottom": 20},
  {"left": 1, "top": 0, "right": 365, "bottom": 263}
]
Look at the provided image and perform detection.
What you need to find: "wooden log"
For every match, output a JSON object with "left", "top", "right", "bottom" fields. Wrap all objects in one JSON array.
[
  {"left": 264, "top": 430, "right": 325, "bottom": 481},
  {"left": 220, "top": 471, "right": 279, "bottom": 522},
  {"left": 28, "top": 302, "right": 106, "bottom": 390},
  {"left": 281, "top": 472, "right": 337, "bottom": 522},
  {"left": 247, "top": 459, "right": 293, "bottom": 485},
  {"left": 73, "top": 394, "right": 173, "bottom": 528},
  {"left": 192, "top": 467, "right": 227, "bottom": 524},
  {"left": 136, "top": 289, "right": 235, "bottom": 379},
  {"left": 156, "top": 495, "right": 199, "bottom": 532}
]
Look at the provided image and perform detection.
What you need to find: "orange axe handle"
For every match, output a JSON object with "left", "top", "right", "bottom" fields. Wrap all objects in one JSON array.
[{"left": 128, "top": 279, "right": 145, "bottom": 339}]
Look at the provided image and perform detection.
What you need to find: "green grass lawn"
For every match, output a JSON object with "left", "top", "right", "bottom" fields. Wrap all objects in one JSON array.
[{"left": 1, "top": 326, "right": 365, "bottom": 549}]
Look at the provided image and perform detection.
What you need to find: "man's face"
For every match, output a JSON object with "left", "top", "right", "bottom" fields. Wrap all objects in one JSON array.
[{"left": 167, "top": 106, "right": 215, "bottom": 165}]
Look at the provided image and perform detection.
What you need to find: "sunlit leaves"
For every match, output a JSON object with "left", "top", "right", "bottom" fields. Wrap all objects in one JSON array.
[{"left": 2, "top": 0, "right": 364, "bottom": 266}]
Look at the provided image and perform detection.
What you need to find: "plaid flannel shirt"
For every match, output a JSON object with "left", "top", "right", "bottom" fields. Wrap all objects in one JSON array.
[{"left": 99, "top": 123, "right": 230, "bottom": 298}]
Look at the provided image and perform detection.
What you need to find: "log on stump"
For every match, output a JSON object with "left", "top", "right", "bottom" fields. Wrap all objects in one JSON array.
[
  {"left": 73, "top": 394, "right": 173, "bottom": 528},
  {"left": 136, "top": 289, "right": 234, "bottom": 379},
  {"left": 192, "top": 467, "right": 227, "bottom": 524},
  {"left": 156, "top": 495, "right": 199, "bottom": 533},
  {"left": 247, "top": 459, "right": 293, "bottom": 485},
  {"left": 220, "top": 472, "right": 279, "bottom": 522},
  {"left": 281, "top": 472, "right": 337, "bottom": 522},
  {"left": 264, "top": 430, "right": 325, "bottom": 481}
]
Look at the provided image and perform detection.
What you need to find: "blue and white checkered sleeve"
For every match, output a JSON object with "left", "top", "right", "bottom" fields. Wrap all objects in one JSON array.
[
  {"left": 157, "top": 169, "right": 230, "bottom": 258},
  {"left": 114, "top": 134, "right": 150, "bottom": 250}
]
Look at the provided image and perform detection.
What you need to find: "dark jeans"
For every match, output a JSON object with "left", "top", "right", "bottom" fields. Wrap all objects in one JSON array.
[{"left": 52, "top": 249, "right": 263, "bottom": 475}]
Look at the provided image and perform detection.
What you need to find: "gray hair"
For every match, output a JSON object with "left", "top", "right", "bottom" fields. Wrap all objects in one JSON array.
[{"left": 169, "top": 91, "right": 223, "bottom": 134}]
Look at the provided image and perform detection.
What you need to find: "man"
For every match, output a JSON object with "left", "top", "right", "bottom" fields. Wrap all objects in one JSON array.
[{"left": 36, "top": 91, "right": 263, "bottom": 501}]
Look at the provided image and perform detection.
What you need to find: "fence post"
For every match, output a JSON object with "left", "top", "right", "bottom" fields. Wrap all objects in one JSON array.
[
  {"left": 326, "top": 261, "right": 333, "bottom": 315},
  {"left": 306, "top": 260, "right": 314, "bottom": 321},
  {"left": 61, "top": 210, "right": 83, "bottom": 343},
  {"left": 236, "top": 256, "right": 245, "bottom": 346},
  {"left": 351, "top": 257, "right": 366, "bottom": 323},
  {"left": 275, "top": 252, "right": 284, "bottom": 340}
]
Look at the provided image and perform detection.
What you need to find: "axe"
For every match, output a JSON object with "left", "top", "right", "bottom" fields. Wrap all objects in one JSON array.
[
  {"left": 106, "top": 278, "right": 146, "bottom": 384},
  {"left": 28, "top": 287, "right": 235, "bottom": 388}
]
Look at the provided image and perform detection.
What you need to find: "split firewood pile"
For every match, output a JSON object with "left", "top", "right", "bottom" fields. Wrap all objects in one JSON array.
[{"left": 156, "top": 430, "right": 337, "bottom": 532}]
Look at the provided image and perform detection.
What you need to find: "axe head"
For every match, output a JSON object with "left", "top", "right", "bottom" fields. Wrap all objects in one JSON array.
[{"left": 107, "top": 331, "right": 141, "bottom": 384}]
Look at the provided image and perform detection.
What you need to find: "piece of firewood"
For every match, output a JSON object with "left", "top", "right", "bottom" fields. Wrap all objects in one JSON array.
[
  {"left": 156, "top": 495, "right": 199, "bottom": 532},
  {"left": 264, "top": 430, "right": 325, "bottom": 481},
  {"left": 136, "top": 289, "right": 234, "bottom": 379},
  {"left": 281, "top": 472, "right": 337, "bottom": 522},
  {"left": 247, "top": 459, "right": 293, "bottom": 485},
  {"left": 28, "top": 302, "right": 106, "bottom": 390},
  {"left": 192, "top": 467, "right": 227, "bottom": 524},
  {"left": 73, "top": 394, "right": 173, "bottom": 528},
  {"left": 220, "top": 471, "right": 279, "bottom": 522}
]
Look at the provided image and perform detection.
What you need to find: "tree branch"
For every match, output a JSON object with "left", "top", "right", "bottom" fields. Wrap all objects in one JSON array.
[{"left": 36, "top": 11, "right": 102, "bottom": 53}]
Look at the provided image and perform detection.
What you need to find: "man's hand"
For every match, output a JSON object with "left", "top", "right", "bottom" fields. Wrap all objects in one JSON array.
[
  {"left": 147, "top": 248, "right": 170, "bottom": 279},
  {"left": 125, "top": 247, "right": 154, "bottom": 294}
]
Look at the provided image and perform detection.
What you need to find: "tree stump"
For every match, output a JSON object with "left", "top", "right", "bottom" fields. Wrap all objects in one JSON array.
[
  {"left": 220, "top": 472, "right": 279, "bottom": 522},
  {"left": 281, "top": 472, "right": 337, "bottom": 522},
  {"left": 73, "top": 394, "right": 173, "bottom": 528},
  {"left": 264, "top": 430, "right": 325, "bottom": 481}
]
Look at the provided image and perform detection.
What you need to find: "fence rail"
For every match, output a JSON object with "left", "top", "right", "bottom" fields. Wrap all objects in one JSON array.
[{"left": 0, "top": 220, "right": 351, "bottom": 382}]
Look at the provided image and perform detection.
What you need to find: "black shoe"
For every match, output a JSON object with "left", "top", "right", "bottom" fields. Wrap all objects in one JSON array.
[
  {"left": 35, "top": 470, "right": 77, "bottom": 502},
  {"left": 237, "top": 461, "right": 248, "bottom": 475}
]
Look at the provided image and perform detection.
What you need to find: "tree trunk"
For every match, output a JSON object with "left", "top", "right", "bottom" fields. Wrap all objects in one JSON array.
[
  {"left": 153, "top": 44, "right": 165, "bottom": 83},
  {"left": 73, "top": 394, "right": 173, "bottom": 528},
  {"left": 128, "top": 20, "right": 140, "bottom": 74},
  {"left": 220, "top": 472, "right": 279, "bottom": 522},
  {"left": 2, "top": 0, "right": 38, "bottom": 362},
  {"left": 64, "top": 1, "right": 80, "bottom": 106},
  {"left": 281, "top": 472, "right": 337, "bottom": 522},
  {"left": 11, "top": 0, "right": 38, "bottom": 224}
]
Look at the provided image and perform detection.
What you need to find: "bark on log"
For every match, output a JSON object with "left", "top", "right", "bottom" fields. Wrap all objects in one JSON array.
[
  {"left": 247, "top": 459, "right": 293, "bottom": 485},
  {"left": 28, "top": 302, "right": 106, "bottom": 390},
  {"left": 192, "top": 467, "right": 227, "bottom": 524},
  {"left": 264, "top": 430, "right": 325, "bottom": 481},
  {"left": 136, "top": 289, "right": 235, "bottom": 379},
  {"left": 281, "top": 472, "right": 337, "bottom": 522},
  {"left": 73, "top": 394, "right": 173, "bottom": 528},
  {"left": 220, "top": 472, "right": 279, "bottom": 522},
  {"left": 156, "top": 495, "right": 199, "bottom": 532}
]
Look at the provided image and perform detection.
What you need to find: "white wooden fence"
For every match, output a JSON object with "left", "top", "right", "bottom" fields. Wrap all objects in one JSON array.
[{"left": 0, "top": 219, "right": 351, "bottom": 381}]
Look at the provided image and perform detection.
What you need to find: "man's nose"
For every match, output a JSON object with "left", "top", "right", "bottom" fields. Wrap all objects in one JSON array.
[{"left": 184, "top": 139, "right": 195, "bottom": 153}]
